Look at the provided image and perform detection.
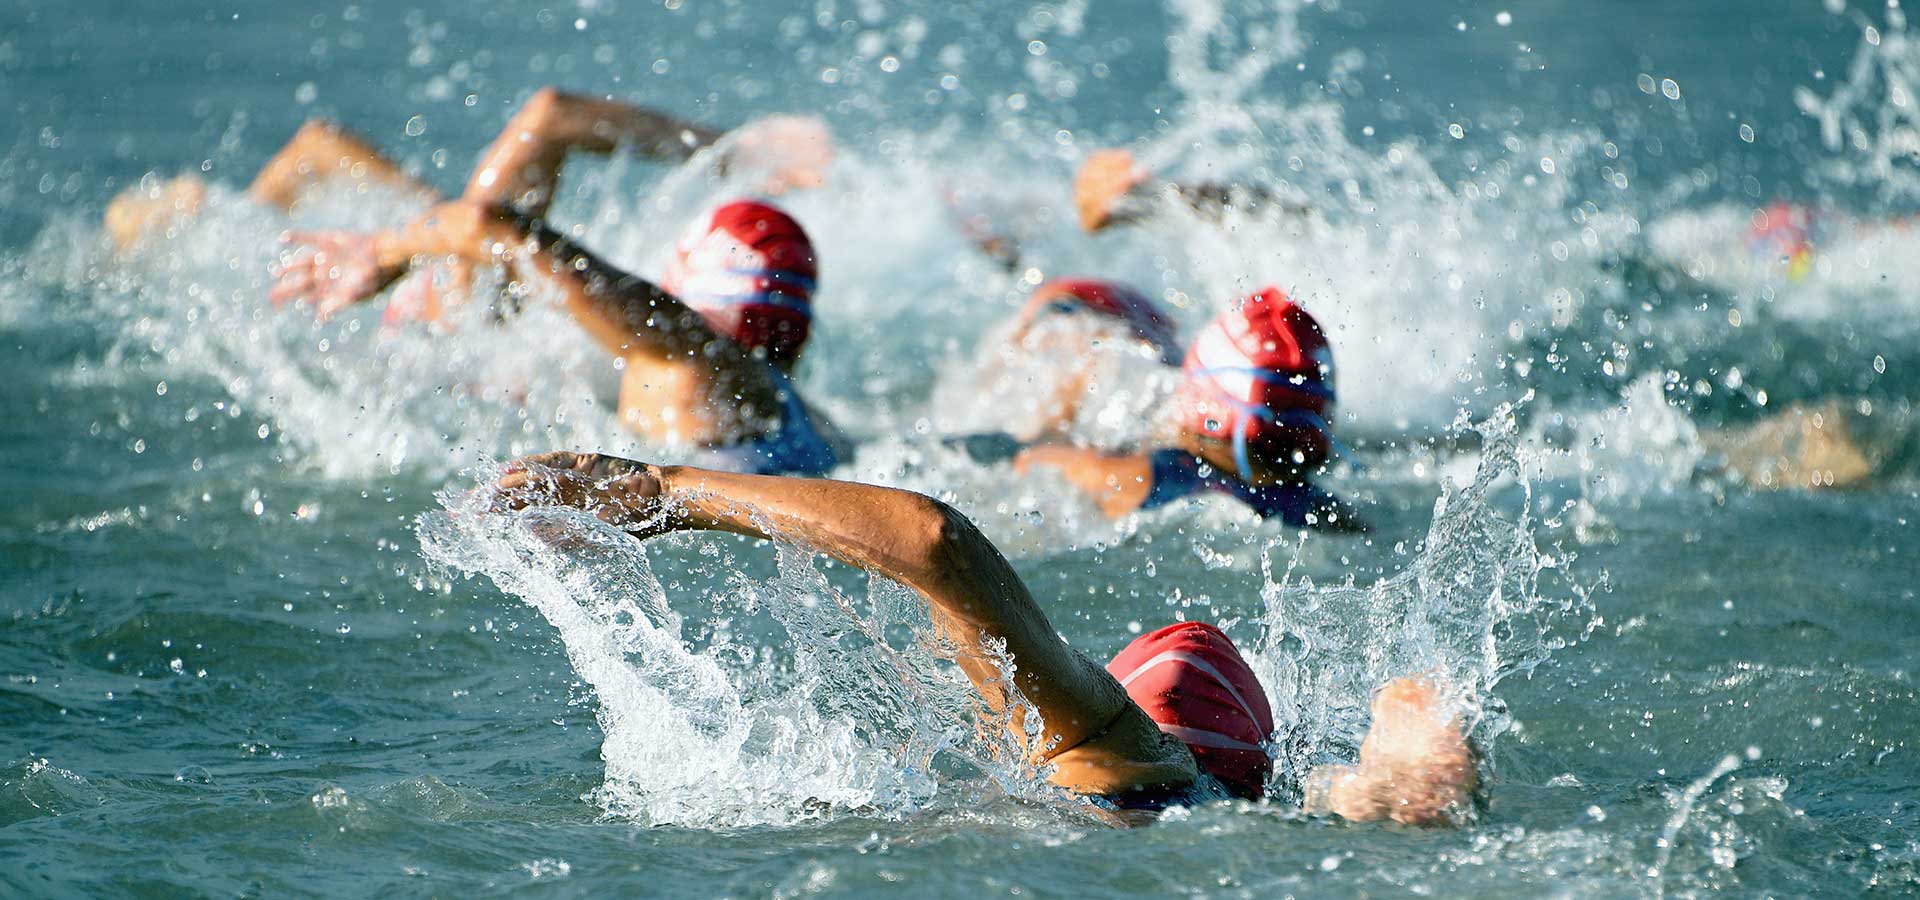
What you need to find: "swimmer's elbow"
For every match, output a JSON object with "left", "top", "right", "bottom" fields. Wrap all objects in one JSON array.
[
  {"left": 900, "top": 494, "right": 987, "bottom": 575},
  {"left": 512, "top": 87, "right": 567, "bottom": 136}
]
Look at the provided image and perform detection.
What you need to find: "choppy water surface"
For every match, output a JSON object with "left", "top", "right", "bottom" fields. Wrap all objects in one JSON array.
[{"left": 3, "top": 0, "right": 1918, "bottom": 896}]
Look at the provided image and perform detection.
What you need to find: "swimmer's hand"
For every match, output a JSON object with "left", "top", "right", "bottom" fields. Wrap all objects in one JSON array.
[
  {"left": 493, "top": 451, "right": 672, "bottom": 535},
  {"left": 1303, "top": 676, "right": 1479, "bottom": 826},
  {"left": 725, "top": 115, "right": 833, "bottom": 194},
  {"left": 272, "top": 230, "right": 404, "bottom": 321},
  {"left": 1073, "top": 149, "right": 1151, "bottom": 232}
]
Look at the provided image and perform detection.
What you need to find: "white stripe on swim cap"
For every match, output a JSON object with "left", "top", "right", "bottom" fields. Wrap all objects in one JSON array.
[
  {"left": 1156, "top": 723, "right": 1270, "bottom": 755},
  {"left": 1116, "top": 648, "right": 1266, "bottom": 733},
  {"left": 1188, "top": 323, "right": 1257, "bottom": 399}
]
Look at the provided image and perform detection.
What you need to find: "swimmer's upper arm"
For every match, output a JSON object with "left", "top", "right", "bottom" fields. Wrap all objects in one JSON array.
[
  {"left": 661, "top": 469, "right": 1142, "bottom": 763},
  {"left": 464, "top": 88, "right": 724, "bottom": 216}
]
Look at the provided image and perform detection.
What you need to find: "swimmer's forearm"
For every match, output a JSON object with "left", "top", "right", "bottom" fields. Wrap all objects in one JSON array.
[
  {"left": 651, "top": 466, "right": 1136, "bottom": 752},
  {"left": 464, "top": 88, "right": 724, "bottom": 213},
  {"left": 489, "top": 214, "right": 717, "bottom": 360},
  {"left": 1169, "top": 182, "right": 1311, "bottom": 221},
  {"left": 373, "top": 201, "right": 713, "bottom": 357}
]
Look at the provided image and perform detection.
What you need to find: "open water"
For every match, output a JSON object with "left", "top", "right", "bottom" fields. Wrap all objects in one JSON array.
[{"left": 2, "top": 0, "right": 1917, "bottom": 896}]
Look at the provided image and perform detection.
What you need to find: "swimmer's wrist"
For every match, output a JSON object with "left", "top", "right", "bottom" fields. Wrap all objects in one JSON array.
[
  {"left": 650, "top": 465, "right": 692, "bottom": 530},
  {"left": 371, "top": 230, "right": 416, "bottom": 278}
]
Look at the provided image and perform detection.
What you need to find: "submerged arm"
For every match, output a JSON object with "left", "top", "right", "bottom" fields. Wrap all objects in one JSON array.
[{"left": 494, "top": 453, "right": 1195, "bottom": 794}]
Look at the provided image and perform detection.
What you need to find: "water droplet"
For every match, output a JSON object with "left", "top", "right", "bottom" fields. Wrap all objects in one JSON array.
[
  {"left": 1738, "top": 123, "right": 1755, "bottom": 142},
  {"left": 294, "top": 82, "right": 318, "bottom": 105},
  {"left": 1495, "top": 10, "right": 1512, "bottom": 25},
  {"left": 1661, "top": 78, "right": 1680, "bottom": 100},
  {"left": 404, "top": 116, "right": 426, "bottom": 137},
  {"left": 257, "top": 423, "right": 271, "bottom": 439},
  {"left": 1448, "top": 123, "right": 1465, "bottom": 139},
  {"left": 1873, "top": 354, "right": 1886, "bottom": 374}
]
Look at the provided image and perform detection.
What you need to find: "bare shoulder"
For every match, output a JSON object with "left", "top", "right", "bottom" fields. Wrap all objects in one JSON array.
[{"left": 1047, "top": 698, "right": 1199, "bottom": 796}]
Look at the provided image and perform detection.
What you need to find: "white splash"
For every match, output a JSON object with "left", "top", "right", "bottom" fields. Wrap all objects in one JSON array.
[{"left": 416, "top": 480, "right": 1052, "bottom": 827}]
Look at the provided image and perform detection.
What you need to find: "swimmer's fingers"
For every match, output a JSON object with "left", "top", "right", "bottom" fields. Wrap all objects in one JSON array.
[
  {"left": 268, "top": 260, "right": 318, "bottom": 308},
  {"left": 499, "top": 451, "right": 588, "bottom": 479},
  {"left": 491, "top": 463, "right": 583, "bottom": 512},
  {"left": 500, "top": 451, "right": 647, "bottom": 480},
  {"left": 494, "top": 453, "right": 666, "bottom": 529}
]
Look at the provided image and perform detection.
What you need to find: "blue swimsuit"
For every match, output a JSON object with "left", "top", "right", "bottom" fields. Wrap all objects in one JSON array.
[
  {"left": 692, "top": 365, "right": 841, "bottom": 476},
  {"left": 1140, "top": 449, "right": 1342, "bottom": 528}
]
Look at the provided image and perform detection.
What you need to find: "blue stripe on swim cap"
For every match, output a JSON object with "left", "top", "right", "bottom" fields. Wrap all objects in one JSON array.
[
  {"left": 682, "top": 288, "right": 813, "bottom": 315},
  {"left": 1185, "top": 365, "right": 1334, "bottom": 400},
  {"left": 724, "top": 267, "right": 818, "bottom": 293}
]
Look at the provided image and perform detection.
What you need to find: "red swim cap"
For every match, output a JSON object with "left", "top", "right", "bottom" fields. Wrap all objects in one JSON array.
[
  {"left": 1107, "top": 622, "right": 1274, "bottom": 800},
  {"left": 1746, "top": 201, "right": 1816, "bottom": 262},
  {"left": 661, "top": 200, "right": 817, "bottom": 365},
  {"left": 1021, "top": 278, "right": 1182, "bottom": 364},
  {"left": 1174, "top": 287, "right": 1335, "bottom": 478}
]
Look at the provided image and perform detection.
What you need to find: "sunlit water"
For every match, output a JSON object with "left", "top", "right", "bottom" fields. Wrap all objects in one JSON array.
[{"left": 4, "top": 0, "right": 1918, "bottom": 896}]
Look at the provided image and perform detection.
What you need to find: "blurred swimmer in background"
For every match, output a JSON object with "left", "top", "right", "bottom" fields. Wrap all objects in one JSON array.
[
  {"left": 109, "top": 88, "right": 844, "bottom": 475},
  {"left": 1014, "top": 286, "right": 1366, "bottom": 531}
]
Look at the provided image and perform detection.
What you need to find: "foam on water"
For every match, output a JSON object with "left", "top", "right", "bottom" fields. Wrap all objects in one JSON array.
[
  {"left": 1249, "top": 407, "right": 1598, "bottom": 803},
  {"left": 15, "top": 0, "right": 1672, "bottom": 491},
  {"left": 416, "top": 480, "right": 1058, "bottom": 827}
]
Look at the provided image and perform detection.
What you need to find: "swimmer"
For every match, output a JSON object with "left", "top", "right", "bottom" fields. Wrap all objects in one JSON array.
[
  {"left": 1744, "top": 201, "right": 1826, "bottom": 281},
  {"left": 490, "top": 451, "right": 1478, "bottom": 823},
  {"left": 1014, "top": 286, "right": 1367, "bottom": 532},
  {"left": 943, "top": 277, "right": 1185, "bottom": 450},
  {"left": 208, "top": 90, "right": 842, "bottom": 475},
  {"left": 276, "top": 196, "right": 846, "bottom": 476}
]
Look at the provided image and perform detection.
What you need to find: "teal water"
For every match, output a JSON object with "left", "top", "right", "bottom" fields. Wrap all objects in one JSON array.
[{"left": 4, "top": 0, "right": 1919, "bottom": 896}]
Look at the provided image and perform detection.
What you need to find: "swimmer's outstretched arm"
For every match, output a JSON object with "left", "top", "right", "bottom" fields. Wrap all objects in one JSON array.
[
  {"left": 493, "top": 452, "right": 1199, "bottom": 797},
  {"left": 462, "top": 88, "right": 723, "bottom": 218},
  {"left": 1075, "top": 149, "right": 1312, "bottom": 233},
  {"left": 464, "top": 87, "right": 831, "bottom": 218},
  {"left": 275, "top": 200, "right": 740, "bottom": 363},
  {"left": 406, "top": 203, "right": 759, "bottom": 367},
  {"left": 250, "top": 120, "right": 434, "bottom": 211}
]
